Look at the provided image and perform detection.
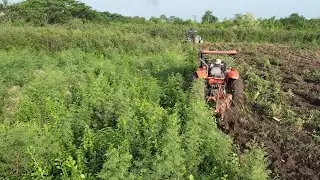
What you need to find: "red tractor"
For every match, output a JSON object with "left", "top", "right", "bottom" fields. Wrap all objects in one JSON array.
[{"left": 193, "top": 49, "right": 244, "bottom": 118}]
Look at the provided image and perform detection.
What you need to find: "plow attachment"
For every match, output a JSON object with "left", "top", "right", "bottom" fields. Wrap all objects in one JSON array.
[{"left": 208, "top": 93, "right": 233, "bottom": 119}]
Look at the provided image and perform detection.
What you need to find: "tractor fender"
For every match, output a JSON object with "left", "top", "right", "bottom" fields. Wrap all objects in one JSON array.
[
  {"left": 227, "top": 69, "right": 240, "bottom": 80},
  {"left": 196, "top": 69, "right": 208, "bottom": 79}
]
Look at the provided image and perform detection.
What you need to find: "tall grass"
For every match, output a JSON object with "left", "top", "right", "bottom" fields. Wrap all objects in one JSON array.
[
  {"left": 0, "top": 23, "right": 271, "bottom": 179},
  {"left": 0, "top": 22, "right": 319, "bottom": 54}
]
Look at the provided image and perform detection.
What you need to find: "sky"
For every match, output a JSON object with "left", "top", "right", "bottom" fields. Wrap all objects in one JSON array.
[{"left": 80, "top": 0, "right": 320, "bottom": 20}]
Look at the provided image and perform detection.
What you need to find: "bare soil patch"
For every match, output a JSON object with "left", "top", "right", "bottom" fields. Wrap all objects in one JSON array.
[{"left": 210, "top": 43, "right": 320, "bottom": 179}]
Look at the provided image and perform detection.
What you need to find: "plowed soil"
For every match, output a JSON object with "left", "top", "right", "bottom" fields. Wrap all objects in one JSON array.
[{"left": 207, "top": 43, "right": 320, "bottom": 180}]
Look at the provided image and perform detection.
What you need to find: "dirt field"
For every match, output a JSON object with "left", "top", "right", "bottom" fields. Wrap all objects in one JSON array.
[{"left": 208, "top": 43, "right": 320, "bottom": 180}]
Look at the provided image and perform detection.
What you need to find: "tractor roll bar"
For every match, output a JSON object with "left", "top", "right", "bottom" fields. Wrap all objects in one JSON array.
[{"left": 200, "top": 50, "right": 237, "bottom": 55}]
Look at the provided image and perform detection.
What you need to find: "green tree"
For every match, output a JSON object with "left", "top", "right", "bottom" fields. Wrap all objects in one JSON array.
[
  {"left": 260, "top": 16, "right": 281, "bottom": 29},
  {"left": 7, "top": 0, "right": 96, "bottom": 25},
  {"left": 234, "top": 13, "right": 259, "bottom": 28},
  {"left": 168, "top": 16, "right": 184, "bottom": 24},
  {"left": 307, "top": 18, "right": 320, "bottom": 30},
  {"left": 103, "top": 11, "right": 133, "bottom": 22},
  {"left": 184, "top": 19, "right": 195, "bottom": 25},
  {"left": 201, "top": 10, "right": 218, "bottom": 24},
  {"left": 280, "top": 13, "right": 306, "bottom": 29},
  {"left": 160, "top": 14, "right": 168, "bottom": 22},
  {"left": 131, "top": 16, "right": 146, "bottom": 23},
  {"left": 149, "top": 16, "right": 162, "bottom": 23}
]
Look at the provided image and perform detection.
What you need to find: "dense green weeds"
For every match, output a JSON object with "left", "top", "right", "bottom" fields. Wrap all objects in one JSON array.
[{"left": 0, "top": 24, "right": 271, "bottom": 179}]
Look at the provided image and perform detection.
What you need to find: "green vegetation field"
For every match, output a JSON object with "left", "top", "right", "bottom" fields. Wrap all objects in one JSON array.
[
  {"left": 0, "top": 23, "right": 272, "bottom": 180},
  {"left": 0, "top": 1, "right": 319, "bottom": 179}
]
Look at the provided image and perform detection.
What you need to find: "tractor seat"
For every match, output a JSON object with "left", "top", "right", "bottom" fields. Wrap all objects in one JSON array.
[
  {"left": 210, "top": 66, "right": 225, "bottom": 79},
  {"left": 213, "top": 73, "right": 225, "bottom": 79}
]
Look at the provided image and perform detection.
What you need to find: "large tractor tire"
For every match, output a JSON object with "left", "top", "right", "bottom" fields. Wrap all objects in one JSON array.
[{"left": 229, "top": 78, "right": 244, "bottom": 107}]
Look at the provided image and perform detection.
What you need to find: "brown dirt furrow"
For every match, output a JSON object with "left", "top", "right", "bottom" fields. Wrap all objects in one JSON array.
[
  {"left": 221, "top": 108, "right": 320, "bottom": 180},
  {"left": 207, "top": 43, "right": 320, "bottom": 179}
]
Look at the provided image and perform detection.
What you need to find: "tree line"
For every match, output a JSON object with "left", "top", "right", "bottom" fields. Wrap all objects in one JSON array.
[{"left": 0, "top": 0, "right": 319, "bottom": 30}]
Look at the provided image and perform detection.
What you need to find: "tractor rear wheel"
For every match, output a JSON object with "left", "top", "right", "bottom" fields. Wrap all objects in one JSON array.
[{"left": 229, "top": 78, "right": 244, "bottom": 107}]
